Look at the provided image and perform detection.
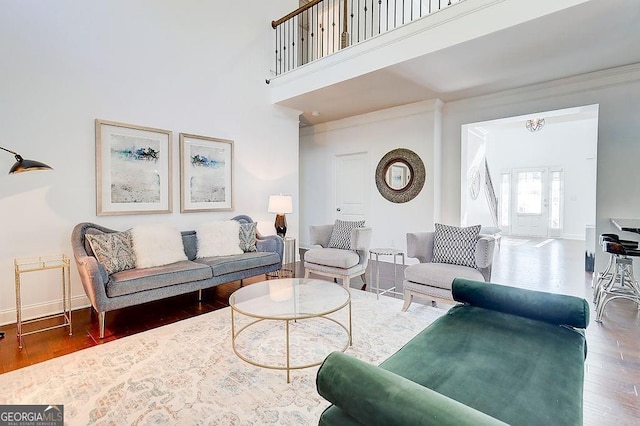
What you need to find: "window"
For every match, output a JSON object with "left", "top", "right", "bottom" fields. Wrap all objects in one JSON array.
[
  {"left": 516, "top": 171, "right": 542, "bottom": 215},
  {"left": 549, "top": 170, "right": 563, "bottom": 230}
]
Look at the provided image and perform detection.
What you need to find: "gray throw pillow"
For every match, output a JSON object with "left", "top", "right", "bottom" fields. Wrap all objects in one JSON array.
[
  {"left": 239, "top": 222, "right": 257, "bottom": 252},
  {"left": 328, "top": 219, "right": 365, "bottom": 250},
  {"left": 432, "top": 223, "right": 481, "bottom": 268},
  {"left": 86, "top": 230, "right": 137, "bottom": 275}
]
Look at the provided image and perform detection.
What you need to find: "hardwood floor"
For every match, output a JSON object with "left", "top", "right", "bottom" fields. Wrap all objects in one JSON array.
[{"left": 1, "top": 238, "right": 639, "bottom": 424}]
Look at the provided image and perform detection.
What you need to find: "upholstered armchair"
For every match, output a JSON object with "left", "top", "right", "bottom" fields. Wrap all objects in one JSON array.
[
  {"left": 304, "top": 221, "right": 372, "bottom": 289},
  {"left": 402, "top": 227, "right": 496, "bottom": 310}
]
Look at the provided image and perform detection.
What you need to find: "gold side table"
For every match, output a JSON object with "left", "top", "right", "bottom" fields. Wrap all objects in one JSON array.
[{"left": 15, "top": 254, "right": 72, "bottom": 349}]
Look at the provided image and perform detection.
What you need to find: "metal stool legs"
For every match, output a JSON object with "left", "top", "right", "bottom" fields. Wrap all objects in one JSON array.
[{"left": 594, "top": 239, "right": 640, "bottom": 323}]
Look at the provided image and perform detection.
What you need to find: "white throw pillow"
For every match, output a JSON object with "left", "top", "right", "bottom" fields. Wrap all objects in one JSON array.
[
  {"left": 131, "top": 224, "right": 188, "bottom": 268},
  {"left": 196, "top": 220, "right": 243, "bottom": 258}
]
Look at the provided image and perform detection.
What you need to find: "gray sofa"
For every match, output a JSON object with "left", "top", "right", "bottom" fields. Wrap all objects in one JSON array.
[{"left": 71, "top": 215, "right": 283, "bottom": 338}]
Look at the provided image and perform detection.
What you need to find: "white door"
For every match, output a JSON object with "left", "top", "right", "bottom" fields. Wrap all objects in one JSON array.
[
  {"left": 510, "top": 168, "right": 549, "bottom": 237},
  {"left": 335, "top": 153, "right": 368, "bottom": 221}
]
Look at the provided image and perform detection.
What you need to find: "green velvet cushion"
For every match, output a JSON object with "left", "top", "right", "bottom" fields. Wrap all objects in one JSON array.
[
  {"left": 380, "top": 305, "right": 586, "bottom": 426},
  {"left": 451, "top": 278, "right": 590, "bottom": 328},
  {"left": 317, "top": 352, "right": 507, "bottom": 426}
]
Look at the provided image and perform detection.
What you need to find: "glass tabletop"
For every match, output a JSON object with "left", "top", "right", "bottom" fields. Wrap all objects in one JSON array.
[{"left": 229, "top": 278, "right": 350, "bottom": 320}]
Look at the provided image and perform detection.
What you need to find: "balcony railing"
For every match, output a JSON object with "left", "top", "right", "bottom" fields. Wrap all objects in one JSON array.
[{"left": 271, "top": 0, "right": 463, "bottom": 76}]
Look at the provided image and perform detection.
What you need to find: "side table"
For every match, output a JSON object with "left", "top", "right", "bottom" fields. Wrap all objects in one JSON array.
[
  {"left": 268, "top": 237, "right": 296, "bottom": 278},
  {"left": 15, "top": 254, "right": 72, "bottom": 349},
  {"left": 369, "top": 248, "right": 405, "bottom": 300}
]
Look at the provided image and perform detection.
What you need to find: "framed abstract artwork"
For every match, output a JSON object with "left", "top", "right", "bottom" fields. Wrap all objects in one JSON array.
[
  {"left": 179, "top": 133, "right": 234, "bottom": 212},
  {"left": 95, "top": 119, "right": 172, "bottom": 215}
]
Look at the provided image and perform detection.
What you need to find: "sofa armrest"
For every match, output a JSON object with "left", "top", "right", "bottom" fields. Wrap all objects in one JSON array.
[
  {"left": 452, "top": 278, "right": 590, "bottom": 329},
  {"left": 310, "top": 224, "right": 334, "bottom": 247},
  {"left": 406, "top": 232, "right": 435, "bottom": 263},
  {"left": 317, "top": 352, "right": 507, "bottom": 426},
  {"left": 256, "top": 234, "right": 284, "bottom": 263}
]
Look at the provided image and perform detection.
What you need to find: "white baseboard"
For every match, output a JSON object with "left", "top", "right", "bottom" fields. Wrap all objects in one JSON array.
[{"left": 0, "top": 295, "right": 90, "bottom": 327}]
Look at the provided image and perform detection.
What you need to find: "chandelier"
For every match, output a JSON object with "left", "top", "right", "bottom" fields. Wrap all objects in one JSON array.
[{"left": 526, "top": 118, "right": 545, "bottom": 132}]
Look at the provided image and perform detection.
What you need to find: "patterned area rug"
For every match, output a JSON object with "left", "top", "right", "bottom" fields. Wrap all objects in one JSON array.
[{"left": 0, "top": 289, "right": 448, "bottom": 425}]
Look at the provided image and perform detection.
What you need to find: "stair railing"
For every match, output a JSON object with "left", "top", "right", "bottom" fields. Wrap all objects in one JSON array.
[{"left": 271, "top": 0, "right": 462, "bottom": 76}]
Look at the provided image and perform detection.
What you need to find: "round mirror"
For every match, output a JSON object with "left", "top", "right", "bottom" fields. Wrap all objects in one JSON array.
[
  {"left": 375, "top": 148, "right": 425, "bottom": 203},
  {"left": 385, "top": 161, "right": 412, "bottom": 190}
]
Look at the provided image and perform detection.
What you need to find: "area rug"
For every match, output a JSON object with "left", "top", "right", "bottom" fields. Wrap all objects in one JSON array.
[{"left": 0, "top": 289, "right": 448, "bottom": 425}]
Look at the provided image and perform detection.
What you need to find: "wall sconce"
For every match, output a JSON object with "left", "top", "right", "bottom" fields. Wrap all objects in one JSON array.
[
  {"left": 268, "top": 194, "right": 293, "bottom": 238},
  {"left": 525, "top": 118, "right": 545, "bottom": 132},
  {"left": 0, "top": 146, "right": 53, "bottom": 174}
]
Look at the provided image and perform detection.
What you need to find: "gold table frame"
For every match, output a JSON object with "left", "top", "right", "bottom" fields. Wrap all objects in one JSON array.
[
  {"left": 230, "top": 279, "right": 352, "bottom": 383},
  {"left": 15, "top": 254, "right": 72, "bottom": 349}
]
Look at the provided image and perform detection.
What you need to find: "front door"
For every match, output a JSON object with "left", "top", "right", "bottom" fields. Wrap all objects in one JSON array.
[
  {"left": 510, "top": 168, "right": 549, "bottom": 237},
  {"left": 335, "top": 152, "right": 368, "bottom": 221}
]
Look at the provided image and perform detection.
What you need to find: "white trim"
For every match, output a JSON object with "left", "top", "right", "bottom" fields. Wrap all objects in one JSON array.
[
  {"left": 301, "top": 99, "right": 443, "bottom": 135},
  {"left": 0, "top": 295, "right": 90, "bottom": 327},
  {"left": 444, "top": 63, "right": 640, "bottom": 114}
]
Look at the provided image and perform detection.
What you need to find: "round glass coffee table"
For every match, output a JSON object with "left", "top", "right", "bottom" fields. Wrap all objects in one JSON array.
[{"left": 230, "top": 278, "right": 352, "bottom": 383}]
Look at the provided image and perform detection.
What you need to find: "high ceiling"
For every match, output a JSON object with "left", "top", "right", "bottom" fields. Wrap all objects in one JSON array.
[{"left": 276, "top": 0, "right": 640, "bottom": 126}]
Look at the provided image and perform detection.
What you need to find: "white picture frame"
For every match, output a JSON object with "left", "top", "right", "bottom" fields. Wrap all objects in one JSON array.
[
  {"left": 95, "top": 119, "right": 172, "bottom": 216},
  {"left": 179, "top": 133, "right": 234, "bottom": 212}
]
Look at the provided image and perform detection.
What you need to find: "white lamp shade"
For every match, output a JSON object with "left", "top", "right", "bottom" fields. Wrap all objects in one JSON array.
[{"left": 268, "top": 195, "right": 293, "bottom": 214}]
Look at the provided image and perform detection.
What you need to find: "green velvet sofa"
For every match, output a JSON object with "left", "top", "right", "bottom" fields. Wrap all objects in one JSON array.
[{"left": 316, "top": 278, "right": 590, "bottom": 426}]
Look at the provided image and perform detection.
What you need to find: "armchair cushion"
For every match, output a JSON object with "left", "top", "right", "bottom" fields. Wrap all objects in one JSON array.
[
  {"left": 432, "top": 223, "right": 481, "bottom": 268},
  {"left": 305, "top": 248, "right": 360, "bottom": 269},
  {"left": 328, "top": 219, "right": 365, "bottom": 250},
  {"left": 405, "top": 263, "right": 484, "bottom": 290}
]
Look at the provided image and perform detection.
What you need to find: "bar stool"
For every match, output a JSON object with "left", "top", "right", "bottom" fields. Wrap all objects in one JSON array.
[
  {"left": 593, "top": 234, "right": 638, "bottom": 301},
  {"left": 595, "top": 241, "right": 640, "bottom": 322}
]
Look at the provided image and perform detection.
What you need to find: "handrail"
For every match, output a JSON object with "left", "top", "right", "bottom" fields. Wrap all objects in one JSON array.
[
  {"left": 272, "top": 0, "right": 323, "bottom": 29},
  {"left": 270, "top": 0, "right": 463, "bottom": 76}
]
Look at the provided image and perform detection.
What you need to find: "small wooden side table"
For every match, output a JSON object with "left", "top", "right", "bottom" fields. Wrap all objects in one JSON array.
[{"left": 14, "top": 254, "right": 72, "bottom": 349}]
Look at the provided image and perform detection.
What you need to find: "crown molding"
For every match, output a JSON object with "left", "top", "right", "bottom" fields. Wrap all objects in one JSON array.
[
  {"left": 444, "top": 63, "right": 640, "bottom": 114},
  {"left": 301, "top": 99, "right": 443, "bottom": 136}
]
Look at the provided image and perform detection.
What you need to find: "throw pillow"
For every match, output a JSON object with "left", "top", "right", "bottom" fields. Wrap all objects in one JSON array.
[
  {"left": 432, "top": 223, "right": 481, "bottom": 268},
  {"left": 86, "top": 230, "right": 137, "bottom": 275},
  {"left": 239, "top": 222, "right": 258, "bottom": 252},
  {"left": 328, "top": 219, "right": 365, "bottom": 250},
  {"left": 131, "top": 224, "right": 188, "bottom": 268},
  {"left": 196, "top": 220, "right": 244, "bottom": 258}
]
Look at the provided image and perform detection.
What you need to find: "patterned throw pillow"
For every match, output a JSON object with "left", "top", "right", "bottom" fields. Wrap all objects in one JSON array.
[
  {"left": 239, "top": 222, "right": 257, "bottom": 252},
  {"left": 432, "top": 223, "right": 481, "bottom": 268},
  {"left": 86, "top": 230, "right": 137, "bottom": 275},
  {"left": 328, "top": 219, "right": 365, "bottom": 250}
]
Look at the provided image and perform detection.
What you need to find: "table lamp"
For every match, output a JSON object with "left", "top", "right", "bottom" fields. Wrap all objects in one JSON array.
[{"left": 268, "top": 194, "right": 293, "bottom": 238}]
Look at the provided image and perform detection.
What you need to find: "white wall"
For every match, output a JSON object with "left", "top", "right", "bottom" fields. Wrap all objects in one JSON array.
[
  {"left": 0, "top": 0, "right": 300, "bottom": 325},
  {"left": 461, "top": 111, "right": 598, "bottom": 239},
  {"left": 485, "top": 117, "right": 597, "bottom": 239},
  {"left": 441, "top": 65, "right": 640, "bottom": 274},
  {"left": 300, "top": 100, "right": 441, "bottom": 257}
]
